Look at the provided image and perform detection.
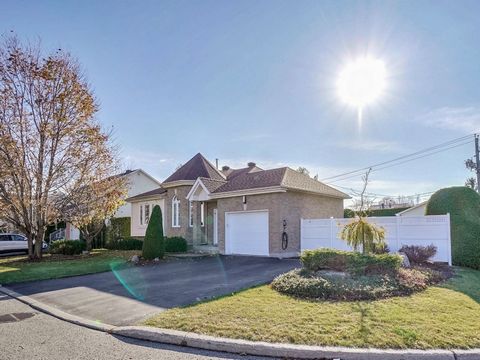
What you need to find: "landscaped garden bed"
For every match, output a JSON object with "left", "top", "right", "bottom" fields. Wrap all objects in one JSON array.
[{"left": 271, "top": 249, "right": 452, "bottom": 301}]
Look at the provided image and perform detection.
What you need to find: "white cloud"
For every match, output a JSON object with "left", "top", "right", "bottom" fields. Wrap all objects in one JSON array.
[
  {"left": 420, "top": 106, "right": 480, "bottom": 133},
  {"left": 121, "top": 149, "right": 176, "bottom": 181}
]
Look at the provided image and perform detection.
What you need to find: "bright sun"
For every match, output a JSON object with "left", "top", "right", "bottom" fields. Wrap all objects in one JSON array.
[{"left": 337, "top": 57, "right": 387, "bottom": 108}]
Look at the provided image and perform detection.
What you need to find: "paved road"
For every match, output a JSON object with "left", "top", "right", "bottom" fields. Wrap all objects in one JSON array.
[
  {"left": 0, "top": 294, "right": 277, "bottom": 360},
  {"left": 8, "top": 255, "right": 299, "bottom": 325}
]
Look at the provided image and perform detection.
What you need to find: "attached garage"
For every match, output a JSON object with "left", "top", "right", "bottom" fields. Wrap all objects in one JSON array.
[{"left": 225, "top": 210, "right": 269, "bottom": 256}]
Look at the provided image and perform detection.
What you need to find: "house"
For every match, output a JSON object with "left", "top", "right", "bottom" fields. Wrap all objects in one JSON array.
[
  {"left": 126, "top": 153, "right": 349, "bottom": 257},
  {"left": 396, "top": 201, "right": 428, "bottom": 217},
  {"left": 55, "top": 169, "right": 161, "bottom": 241}
]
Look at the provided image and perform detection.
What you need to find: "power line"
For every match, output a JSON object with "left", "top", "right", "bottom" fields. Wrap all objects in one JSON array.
[
  {"left": 321, "top": 134, "right": 474, "bottom": 182},
  {"left": 329, "top": 140, "right": 471, "bottom": 183}
]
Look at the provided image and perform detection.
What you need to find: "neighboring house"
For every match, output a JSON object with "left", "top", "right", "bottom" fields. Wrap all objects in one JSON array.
[
  {"left": 56, "top": 169, "right": 161, "bottom": 241},
  {"left": 126, "top": 153, "right": 349, "bottom": 257},
  {"left": 396, "top": 201, "right": 428, "bottom": 217}
]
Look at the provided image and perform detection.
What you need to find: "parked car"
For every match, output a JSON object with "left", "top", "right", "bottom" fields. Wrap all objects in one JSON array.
[{"left": 0, "top": 233, "right": 48, "bottom": 254}]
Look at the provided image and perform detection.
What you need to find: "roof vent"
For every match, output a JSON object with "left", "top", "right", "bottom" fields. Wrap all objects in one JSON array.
[
  {"left": 222, "top": 165, "right": 230, "bottom": 171},
  {"left": 247, "top": 162, "right": 256, "bottom": 168}
]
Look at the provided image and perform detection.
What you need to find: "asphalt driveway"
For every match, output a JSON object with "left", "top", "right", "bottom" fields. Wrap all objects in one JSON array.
[{"left": 8, "top": 255, "right": 299, "bottom": 326}]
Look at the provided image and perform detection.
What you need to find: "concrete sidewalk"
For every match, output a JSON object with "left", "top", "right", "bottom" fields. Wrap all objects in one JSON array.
[{"left": 7, "top": 255, "right": 299, "bottom": 325}]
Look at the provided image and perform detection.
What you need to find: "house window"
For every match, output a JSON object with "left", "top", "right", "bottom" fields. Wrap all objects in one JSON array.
[
  {"left": 189, "top": 201, "right": 193, "bottom": 227},
  {"left": 172, "top": 195, "right": 180, "bottom": 227},
  {"left": 144, "top": 204, "right": 150, "bottom": 224},
  {"left": 200, "top": 201, "right": 205, "bottom": 227},
  {"left": 140, "top": 205, "right": 143, "bottom": 225}
]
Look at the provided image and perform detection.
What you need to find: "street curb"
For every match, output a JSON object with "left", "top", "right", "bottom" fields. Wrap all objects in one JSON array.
[
  {"left": 0, "top": 286, "right": 114, "bottom": 333},
  {"left": 1, "top": 285, "right": 478, "bottom": 360}
]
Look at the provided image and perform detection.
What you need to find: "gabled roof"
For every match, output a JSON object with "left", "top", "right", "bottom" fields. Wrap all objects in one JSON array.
[
  {"left": 163, "top": 153, "right": 225, "bottom": 183},
  {"left": 126, "top": 187, "right": 167, "bottom": 202},
  {"left": 213, "top": 168, "right": 286, "bottom": 193},
  {"left": 209, "top": 166, "right": 349, "bottom": 199},
  {"left": 281, "top": 168, "right": 349, "bottom": 199}
]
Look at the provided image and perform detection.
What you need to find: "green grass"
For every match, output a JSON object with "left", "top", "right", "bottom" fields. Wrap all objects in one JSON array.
[
  {"left": 145, "top": 267, "right": 480, "bottom": 349},
  {"left": 0, "top": 249, "right": 139, "bottom": 285}
]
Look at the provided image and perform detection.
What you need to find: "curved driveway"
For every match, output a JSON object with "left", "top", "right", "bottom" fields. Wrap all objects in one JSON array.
[{"left": 8, "top": 255, "right": 299, "bottom": 326}]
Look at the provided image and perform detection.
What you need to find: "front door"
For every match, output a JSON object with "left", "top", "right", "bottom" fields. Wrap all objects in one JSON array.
[{"left": 213, "top": 208, "right": 218, "bottom": 245}]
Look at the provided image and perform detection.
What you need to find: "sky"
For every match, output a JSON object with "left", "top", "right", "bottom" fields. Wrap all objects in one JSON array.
[{"left": 1, "top": 0, "right": 479, "bottom": 205}]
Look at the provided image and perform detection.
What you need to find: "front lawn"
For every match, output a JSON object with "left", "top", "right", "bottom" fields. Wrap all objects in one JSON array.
[
  {"left": 0, "top": 249, "right": 139, "bottom": 285},
  {"left": 145, "top": 267, "right": 480, "bottom": 349}
]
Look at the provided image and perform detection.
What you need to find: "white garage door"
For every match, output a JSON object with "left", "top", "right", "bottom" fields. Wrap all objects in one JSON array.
[{"left": 225, "top": 211, "right": 269, "bottom": 256}]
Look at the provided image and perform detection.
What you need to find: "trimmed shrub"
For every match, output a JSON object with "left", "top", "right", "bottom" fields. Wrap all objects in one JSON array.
[
  {"left": 105, "top": 237, "right": 143, "bottom": 250},
  {"left": 272, "top": 266, "right": 444, "bottom": 301},
  {"left": 271, "top": 269, "right": 399, "bottom": 300},
  {"left": 142, "top": 205, "right": 165, "bottom": 260},
  {"left": 396, "top": 268, "right": 429, "bottom": 292},
  {"left": 165, "top": 236, "right": 188, "bottom": 253},
  {"left": 105, "top": 217, "right": 131, "bottom": 244},
  {"left": 300, "top": 248, "right": 402, "bottom": 276},
  {"left": 49, "top": 240, "right": 86, "bottom": 255},
  {"left": 399, "top": 244, "right": 437, "bottom": 264},
  {"left": 426, "top": 186, "right": 480, "bottom": 269}
]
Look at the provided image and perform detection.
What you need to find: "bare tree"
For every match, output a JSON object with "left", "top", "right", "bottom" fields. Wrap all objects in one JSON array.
[
  {"left": 0, "top": 35, "right": 125, "bottom": 259},
  {"left": 63, "top": 175, "right": 126, "bottom": 251}
]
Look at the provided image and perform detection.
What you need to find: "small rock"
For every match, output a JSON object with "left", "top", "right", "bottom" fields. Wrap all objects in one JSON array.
[
  {"left": 131, "top": 255, "right": 140, "bottom": 263},
  {"left": 398, "top": 252, "right": 411, "bottom": 268},
  {"left": 154, "top": 257, "right": 160, "bottom": 262}
]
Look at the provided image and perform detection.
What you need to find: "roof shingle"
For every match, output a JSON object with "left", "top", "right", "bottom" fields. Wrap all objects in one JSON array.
[{"left": 163, "top": 153, "right": 225, "bottom": 183}]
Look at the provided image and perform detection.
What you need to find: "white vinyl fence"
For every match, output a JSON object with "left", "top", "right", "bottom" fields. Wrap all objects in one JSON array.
[{"left": 301, "top": 215, "right": 452, "bottom": 265}]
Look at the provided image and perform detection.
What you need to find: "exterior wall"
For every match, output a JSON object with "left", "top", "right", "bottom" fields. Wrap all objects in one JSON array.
[
  {"left": 164, "top": 185, "right": 194, "bottom": 243},
  {"left": 114, "top": 171, "right": 160, "bottom": 218},
  {"left": 217, "top": 191, "right": 344, "bottom": 257},
  {"left": 130, "top": 198, "right": 165, "bottom": 237},
  {"left": 398, "top": 203, "right": 427, "bottom": 217}
]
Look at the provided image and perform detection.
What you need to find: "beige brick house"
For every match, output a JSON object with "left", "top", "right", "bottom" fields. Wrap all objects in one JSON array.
[{"left": 126, "top": 153, "right": 349, "bottom": 257}]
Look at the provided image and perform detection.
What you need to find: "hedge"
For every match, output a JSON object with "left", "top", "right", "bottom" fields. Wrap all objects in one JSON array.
[
  {"left": 107, "top": 217, "right": 131, "bottom": 241},
  {"left": 105, "top": 237, "right": 143, "bottom": 250},
  {"left": 300, "top": 248, "right": 402, "bottom": 275},
  {"left": 49, "top": 240, "right": 86, "bottom": 255},
  {"left": 426, "top": 186, "right": 480, "bottom": 269},
  {"left": 344, "top": 208, "right": 410, "bottom": 218},
  {"left": 165, "top": 237, "right": 188, "bottom": 253}
]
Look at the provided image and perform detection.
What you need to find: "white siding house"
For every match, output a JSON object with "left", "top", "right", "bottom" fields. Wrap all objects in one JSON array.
[
  {"left": 397, "top": 201, "right": 427, "bottom": 217},
  {"left": 59, "top": 169, "right": 161, "bottom": 241},
  {"left": 113, "top": 169, "right": 162, "bottom": 218}
]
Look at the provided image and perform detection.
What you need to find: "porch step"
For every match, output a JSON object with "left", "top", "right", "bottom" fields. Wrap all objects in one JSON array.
[{"left": 192, "top": 245, "right": 219, "bottom": 255}]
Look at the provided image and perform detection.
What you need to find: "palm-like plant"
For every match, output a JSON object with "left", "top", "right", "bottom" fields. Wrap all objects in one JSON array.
[
  {"left": 340, "top": 217, "right": 385, "bottom": 254},
  {"left": 340, "top": 169, "right": 386, "bottom": 254}
]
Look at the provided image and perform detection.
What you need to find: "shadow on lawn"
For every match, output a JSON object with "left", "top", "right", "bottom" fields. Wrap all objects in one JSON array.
[{"left": 440, "top": 267, "right": 480, "bottom": 303}]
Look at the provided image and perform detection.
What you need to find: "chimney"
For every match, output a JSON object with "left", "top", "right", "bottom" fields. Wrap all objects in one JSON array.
[
  {"left": 215, "top": 158, "right": 219, "bottom": 169},
  {"left": 222, "top": 165, "right": 230, "bottom": 171},
  {"left": 247, "top": 162, "right": 256, "bottom": 168}
]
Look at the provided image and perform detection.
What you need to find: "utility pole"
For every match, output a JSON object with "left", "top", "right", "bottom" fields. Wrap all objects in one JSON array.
[{"left": 475, "top": 134, "right": 480, "bottom": 193}]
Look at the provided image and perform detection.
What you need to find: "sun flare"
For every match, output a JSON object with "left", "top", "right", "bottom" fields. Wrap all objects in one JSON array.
[{"left": 337, "top": 57, "right": 387, "bottom": 108}]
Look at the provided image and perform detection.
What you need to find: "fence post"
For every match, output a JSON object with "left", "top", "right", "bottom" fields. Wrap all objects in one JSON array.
[
  {"left": 446, "top": 213, "right": 452, "bottom": 266},
  {"left": 330, "top": 217, "right": 334, "bottom": 248},
  {"left": 395, "top": 215, "right": 400, "bottom": 251}
]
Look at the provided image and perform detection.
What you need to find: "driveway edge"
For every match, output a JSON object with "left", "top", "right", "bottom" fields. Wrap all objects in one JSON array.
[{"left": 1, "top": 285, "right": 478, "bottom": 360}]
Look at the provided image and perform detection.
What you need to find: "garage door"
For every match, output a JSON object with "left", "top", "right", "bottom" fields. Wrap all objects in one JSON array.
[{"left": 225, "top": 211, "right": 269, "bottom": 256}]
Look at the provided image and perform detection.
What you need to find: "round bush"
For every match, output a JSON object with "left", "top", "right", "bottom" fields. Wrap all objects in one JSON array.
[
  {"left": 49, "top": 240, "right": 86, "bottom": 255},
  {"left": 426, "top": 186, "right": 480, "bottom": 269}
]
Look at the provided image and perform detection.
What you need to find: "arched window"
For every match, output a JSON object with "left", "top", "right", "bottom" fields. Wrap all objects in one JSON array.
[{"left": 172, "top": 195, "right": 180, "bottom": 227}]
